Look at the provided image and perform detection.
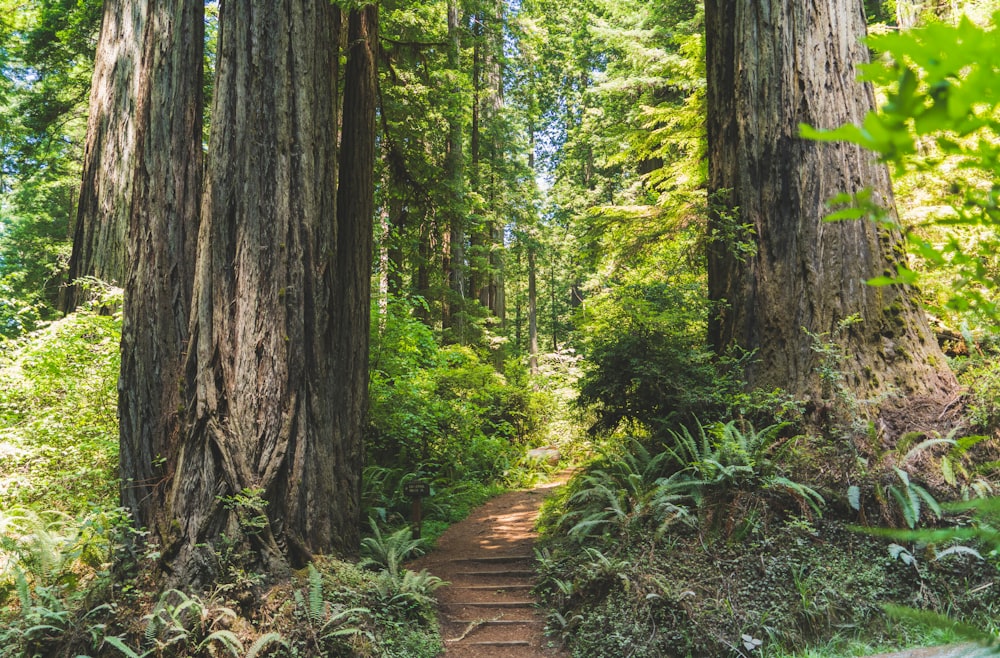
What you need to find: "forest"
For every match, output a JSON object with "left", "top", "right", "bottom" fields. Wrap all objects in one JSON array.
[{"left": 2, "top": 0, "right": 1000, "bottom": 656}]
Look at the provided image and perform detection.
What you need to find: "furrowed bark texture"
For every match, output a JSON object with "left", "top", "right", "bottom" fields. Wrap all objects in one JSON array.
[
  {"left": 119, "top": 0, "right": 203, "bottom": 526},
  {"left": 64, "top": 0, "right": 145, "bottom": 309},
  {"left": 704, "top": 0, "right": 956, "bottom": 406},
  {"left": 333, "top": 1, "right": 377, "bottom": 551},
  {"left": 163, "top": 0, "right": 354, "bottom": 584}
]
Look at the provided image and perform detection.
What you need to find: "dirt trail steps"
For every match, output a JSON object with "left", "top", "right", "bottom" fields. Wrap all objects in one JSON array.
[{"left": 408, "top": 480, "right": 570, "bottom": 658}]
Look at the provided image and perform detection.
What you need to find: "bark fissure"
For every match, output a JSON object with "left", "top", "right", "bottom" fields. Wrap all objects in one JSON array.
[{"left": 706, "top": 0, "right": 956, "bottom": 410}]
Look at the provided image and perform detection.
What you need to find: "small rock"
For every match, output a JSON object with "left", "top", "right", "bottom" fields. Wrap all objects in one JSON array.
[{"left": 526, "top": 446, "right": 560, "bottom": 466}]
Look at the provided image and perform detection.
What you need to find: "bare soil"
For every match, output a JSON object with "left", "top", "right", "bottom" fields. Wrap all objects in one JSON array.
[{"left": 408, "top": 479, "right": 571, "bottom": 658}]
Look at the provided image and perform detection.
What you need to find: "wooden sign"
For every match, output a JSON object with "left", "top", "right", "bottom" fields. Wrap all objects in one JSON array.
[{"left": 404, "top": 480, "right": 430, "bottom": 498}]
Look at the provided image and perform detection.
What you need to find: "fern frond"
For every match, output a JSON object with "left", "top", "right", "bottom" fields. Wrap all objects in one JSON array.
[
  {"left": 196, "top": 629, "right": 243, "bottom": 656},
  {"left": 102, "top": 635, "right": 145, "bottom": 658},
  {"left": 307, "top": 563, "right": 324, "bottom": 626},
  {"left": 245, "top": 632, "right": 290, "bottom": 658}
]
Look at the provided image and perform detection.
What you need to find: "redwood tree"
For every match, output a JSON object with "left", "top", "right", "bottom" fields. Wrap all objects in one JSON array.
[
  {"left": 112, "top": 0, "right": 377, "bottom": 585},
  {"left": 118, "top": 0, "right": 203, "bottom": 530},
  {"left": 704, "top": 0, "right": 956, "bottom": 410},
  {"left": 63, "top": 0, "right": 145, "bottom": 310}
]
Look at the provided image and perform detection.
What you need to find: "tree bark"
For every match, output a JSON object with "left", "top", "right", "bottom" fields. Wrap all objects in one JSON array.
[
  {"left": 331, "top": 0, "right": 378, "bottom": 553},
  {"left": 705, "top": 0, "right": 956, "bottom": 411},
  {"left": 528, "top": 246, "right": 538, "bottom": 374},
  {"left": 64, "top": 0, "right": 145, "bottom": 310},
  {"left": 442, "top": 0, "right": 466, "bottom": 341},
  {"left": 158, "top": 0, "right": 362, "bottom": 585},
  {"left": 119, "top": 0, "right": 203, "bottom": 529}
]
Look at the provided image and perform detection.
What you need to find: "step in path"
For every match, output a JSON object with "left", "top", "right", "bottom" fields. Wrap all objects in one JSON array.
[
  {"left": 865, "top": 645, "right": 993, "bottom": 658},
  {"left": 408, "top": 479, "right": 571, "bottom": 658}
]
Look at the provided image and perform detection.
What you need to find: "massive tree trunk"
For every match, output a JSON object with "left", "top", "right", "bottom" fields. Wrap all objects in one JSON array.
[
  {"left": 704, "top": 0, "right": 956, "bottom": 413},
  {"left": 119, "top": 0, "right": 203, "bottom": 527},
  {"left": 148, "top": 0, "right": 369, "bottom": 585},
  {"left": 63, "top": 0, "right": 145, "bottom": 310}
]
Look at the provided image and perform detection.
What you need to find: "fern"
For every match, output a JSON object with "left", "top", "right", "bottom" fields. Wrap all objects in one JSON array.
[
  {"left": 318, "top": 605, "right": 371, "bottom": 641},
  {"left": 359, "top": 518, "right": 426, "bottom": 577},
  {"left": 767, "top": 476, "right": 825, "bottom": 517},
  {"left": 245, "top": 632, "right": 290, "bottom": 658},
  {"left": 883, "top": 604, "right": 999, "bottom": 655},
  {"left": 195, "top": 629, "right": 243, "bottom": 656},
  {"left": 306, "top": 563, "right": 325, "bottom": 626},
  {"left": 102, "top": 635, "right": 147, "bottom": 658},
  {"left": 889, "top": 467, "right": 941, "bottom": 529}
]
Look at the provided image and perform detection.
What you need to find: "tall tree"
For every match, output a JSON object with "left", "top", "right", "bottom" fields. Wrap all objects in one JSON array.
[
  {"left": 117, "top": 0, "right": 375, "bottom": 585},
  {"left": 469, "top": 0, "right": 506, "bottom": 321},
  {"left": 442, "top": 0, "right": 467, "bottom": 340},
  {"left": 63, "top": 0, "right": 144, "bottom": 310},
  {"left": 118, "top": 0, "right": 203, "bottom": 542},
  {"left": 704, "top": 1, "right": 956, "bottom": 411}
]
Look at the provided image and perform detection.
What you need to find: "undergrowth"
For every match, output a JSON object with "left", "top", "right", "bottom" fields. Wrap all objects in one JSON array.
[
  {"left": 0, "top": 292, "right": 120, "bottom": 514},
  {"left": 536, "top": 422, "right": 1000, "bottom": 657},
  {"left": 0, "top": 290, "right": 569, "bottom": 656}
]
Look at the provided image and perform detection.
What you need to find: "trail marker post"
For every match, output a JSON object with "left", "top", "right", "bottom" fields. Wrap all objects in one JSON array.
[{"left": 404, "top": 479, "right": 430, "bottom": 539}]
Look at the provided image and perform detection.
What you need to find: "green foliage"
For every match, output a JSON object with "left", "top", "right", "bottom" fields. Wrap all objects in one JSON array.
[
  {"left": 887, "top": 466, "right": 943, "bottom": 529},
  {"left": 549, "top": 421, "right": 824, "bottom": 562},
  {"left": 666, "top": 421, "right": 826, "bottom": 519},
  {"left": 0, "top": 293, "right": 121, "bottom": 514},
  {"left": 802, "top": 12, "right": 1000, "bottom": 325},
  {"left": 855, "top": 496, "right": 1000, "bottom": 654},
  {"left": 367, "top": 296, "right": 543, "bottom": 490},
  {"left": 359, "top": 519, "right": 426, "bottom": 578},
  {"left": 576, "top": 239, "right": 802, "bottom": 438},
  {"left": 956, "top": 350, "right": 1000, "bottom": 434},
  {"left": 0, "top": 0, "right": 101, "bottom": 333},
  {"left": 0, "top": 504, "right": 130, "bottom": 658},
  {"left": 576, "top": 275, "right": 724, "bottom": 434},
  {"left": 538, "top": 498, "right": 1000, "bottom": 658},
  {"left": 554, "top": 438, "right": 693, "bottom": 545}
]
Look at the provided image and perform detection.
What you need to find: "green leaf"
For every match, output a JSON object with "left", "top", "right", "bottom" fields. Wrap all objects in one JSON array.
[
  {"left": 825, "top": 205, "right": 869, "bottom": 222},
  {"left": 847, "top": 485, "right": 861, "bottom": 511},
  {"left": 799, "top": 122, "right": 867, "bottom": 145},
  {"left": 102, "top": 636, "right": 143, "bottom": 658}
]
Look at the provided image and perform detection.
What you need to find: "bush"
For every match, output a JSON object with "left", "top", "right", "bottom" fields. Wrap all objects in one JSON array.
[
  {"left": 576, "top": 279, "right": 801, "bottom": 438},
  {"left": 0, "top": 296, "right": 120, "bottom": 514},
  {"left": 367, "top": 296, "right": 542, "bottom": 486}
]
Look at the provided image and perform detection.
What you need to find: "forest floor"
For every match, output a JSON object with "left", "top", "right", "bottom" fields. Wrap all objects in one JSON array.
[{"left": 408, "top": 475, "right": 572, "bottom": 658}]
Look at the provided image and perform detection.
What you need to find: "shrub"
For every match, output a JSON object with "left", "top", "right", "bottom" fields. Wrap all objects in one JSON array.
[
  {"left": 367, "top": 296, "right": 542, "bottom": 487},
  {"left": 0, "top": 296, "right": 120, "bottom": 514}
]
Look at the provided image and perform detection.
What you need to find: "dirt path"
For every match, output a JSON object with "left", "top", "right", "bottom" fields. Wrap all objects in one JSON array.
[{"left": 408, "top": 479, "right": 571, "bottom": 658}]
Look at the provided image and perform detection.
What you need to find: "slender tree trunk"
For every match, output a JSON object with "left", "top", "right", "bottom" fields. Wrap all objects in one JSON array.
[
  {"left": 469, "top": 23, "right": 484, "bottom": 307},
  {"left": 119, "top": 0, "right": 203, "bottom": 528},
  {"left": 443, "top": 0, "right": 466, "bottom": 341},
  {"left": 64, "top": 0, "right": 145, "bottom": 310},
  {"left": 415, "top": 217, "right": 432, "bottom": 323},
  {"left": 528, "top": 246, "right": 538, "bottom": 374},
  {"left": 550, "top": 259, "right": 557, "bottom": 351},
  {"left": 386, "top": 193, "right": 405, "bottom": 296},
  {"left": 705, "top": 0, "right": 956, "bottom": 414},
  {"left": 331, "top": 0, "right": 378, "bottom": 552},
  {"left": 159, "top": 0, "right": 360, "bottom": 585}
]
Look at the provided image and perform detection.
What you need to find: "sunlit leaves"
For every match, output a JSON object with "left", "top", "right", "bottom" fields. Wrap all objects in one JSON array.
[{"left": 803, "top": 11, "right": 1000, "bottom": 326}]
